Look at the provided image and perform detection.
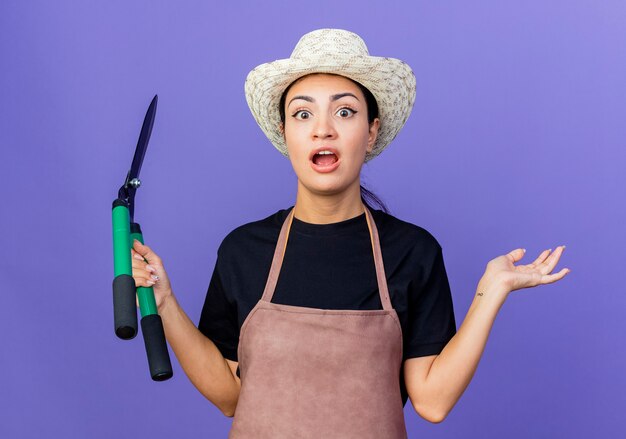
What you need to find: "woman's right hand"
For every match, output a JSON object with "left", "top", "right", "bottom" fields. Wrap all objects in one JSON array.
[{"left": 131, "top": 240, "right": 173, "bottom": 310}]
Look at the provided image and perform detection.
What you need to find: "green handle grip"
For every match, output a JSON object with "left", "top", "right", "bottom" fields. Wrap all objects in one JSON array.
[{"left": 112, "top": 200, "right": 137, "bottom": 339}]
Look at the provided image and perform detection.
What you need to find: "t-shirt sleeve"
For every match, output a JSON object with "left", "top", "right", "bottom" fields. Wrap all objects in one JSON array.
[
  {"left": 197, "top": 251, "right": 240, "bottom": 362},
  {"left": 404, "top": 242, "right": 457, "bottom": 359}
]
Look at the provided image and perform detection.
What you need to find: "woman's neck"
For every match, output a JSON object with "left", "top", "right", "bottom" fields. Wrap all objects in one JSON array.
[{"left": 292, "top": 181, "right": 365, "bottom": 224}]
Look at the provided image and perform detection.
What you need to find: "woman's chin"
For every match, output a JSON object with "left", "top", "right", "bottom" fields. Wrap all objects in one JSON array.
[{"left": 300, "top": 177, "right": 360, "bottom": 197}]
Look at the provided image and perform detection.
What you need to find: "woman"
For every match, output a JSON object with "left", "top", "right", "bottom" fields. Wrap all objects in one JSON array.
[{"left": 131, "top": 29, "right": 569, "bottom": 438}]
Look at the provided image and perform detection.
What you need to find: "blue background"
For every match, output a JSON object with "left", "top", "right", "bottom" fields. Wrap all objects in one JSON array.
[{"left": 1, "top": 1, "right": 624, "bottom": 437}]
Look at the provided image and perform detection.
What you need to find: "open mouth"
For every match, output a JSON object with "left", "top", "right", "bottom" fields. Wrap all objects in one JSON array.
[{"left": 312, "top": 152, "right": 339, "bottom": 166}]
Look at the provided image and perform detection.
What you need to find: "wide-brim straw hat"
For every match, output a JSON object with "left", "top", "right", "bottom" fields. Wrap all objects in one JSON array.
[{"left": 244, "top": 28, "right": 417, "bottom": 163}]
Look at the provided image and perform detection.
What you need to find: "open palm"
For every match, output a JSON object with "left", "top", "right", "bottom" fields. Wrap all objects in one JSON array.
[{"left": 484, "top": 246, "right": 570, "bottom": 293}]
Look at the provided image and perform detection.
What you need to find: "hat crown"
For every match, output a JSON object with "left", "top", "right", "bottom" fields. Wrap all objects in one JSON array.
[{"left": 290, "top": 28, "right": 370, "bottom": 59}]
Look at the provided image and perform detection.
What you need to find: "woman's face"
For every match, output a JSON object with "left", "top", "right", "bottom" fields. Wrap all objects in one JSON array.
[{"left": 281, "top": 73, "right": 379, "bottom": 197}]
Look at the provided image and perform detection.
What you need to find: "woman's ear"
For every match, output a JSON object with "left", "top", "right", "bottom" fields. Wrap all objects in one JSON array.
[
  {"left": 366, "top": 118, "right": 380, "bottom": 154},
  {"left": 279, "top": 122, "right": 285, "bottom": 137}
]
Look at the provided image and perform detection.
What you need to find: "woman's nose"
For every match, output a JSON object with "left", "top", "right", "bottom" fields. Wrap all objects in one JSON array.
[{"left": 312, "top": 114, "right": 337, "bottom": 139}]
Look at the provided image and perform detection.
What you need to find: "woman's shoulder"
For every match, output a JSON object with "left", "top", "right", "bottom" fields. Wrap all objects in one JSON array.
[
  {"left": 371, "top": 208, "right": 442, "bottom": 252},
  {"left": 217, "top": 207, "right": 290, "bottom": 257}
]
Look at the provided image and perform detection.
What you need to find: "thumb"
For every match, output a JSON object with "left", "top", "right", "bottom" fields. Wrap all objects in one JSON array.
[
  {"left": 132, "top": 239, "right": 162, "bottom": 266},
  {"left": 505, "top": 247, "right": 526, "bottom": 263}
]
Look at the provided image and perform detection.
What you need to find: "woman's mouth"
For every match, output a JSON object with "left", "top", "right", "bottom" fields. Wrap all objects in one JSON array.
[{"left": 311, "top": 151, "right": 340, "bottom": 173}]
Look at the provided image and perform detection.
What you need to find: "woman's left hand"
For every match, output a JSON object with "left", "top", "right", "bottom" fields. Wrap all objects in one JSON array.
[{"left": 480, "top": 246, "right": 570, "bottom": 296}]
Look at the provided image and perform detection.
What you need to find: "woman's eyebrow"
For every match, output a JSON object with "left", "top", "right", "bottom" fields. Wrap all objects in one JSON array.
[{"left": 287, "top": 92, "right": 360, "bottom": 107}]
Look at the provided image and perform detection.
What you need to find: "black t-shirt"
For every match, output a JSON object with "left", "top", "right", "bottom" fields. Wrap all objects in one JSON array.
[{"left": 198, "top": 205, "right": 457, "bottom": 407}]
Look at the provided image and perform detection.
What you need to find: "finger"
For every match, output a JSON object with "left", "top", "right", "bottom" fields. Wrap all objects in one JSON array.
[
  {"left": 131, "top": 258, "right": 145, "bottom": 270},
  {"left": 131, "top": 257, "right": 157, "bottom": 273},
  {"left": 131, "top": 249, "right": 145, "bottom": 262},
  {"left": 539, "top": 267, "right": 570, "bottom": 285},
  {"left": 540, "top": 245, "right": 566, "bottom": 275},
  {"left": 505, "top": 248, "right": 526, "bottom": 264},
  {"left": 131, "top": 263, "right": 158, "bottom": 287},
  {"left": 132, "top": 268, "right": 156, "bottom": 284},
  {"left": 530, "top": 249, "right": 551, "bottom": 267},
  {"left": 131, "top": 251, "right": 150, "bottom": 276},
  {"left": 132, "top": 240, "right": 162, "bottom": 266},
  {"left": 133, "top": 274, "right": 157, "bottom": 288}
]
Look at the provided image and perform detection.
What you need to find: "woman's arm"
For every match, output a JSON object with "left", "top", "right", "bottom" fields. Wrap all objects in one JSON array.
[
  {"left": 159, "top": 294, "right": 241, "bottom": 417},
  {"left": 131, "top": 240, "right": 241, "bottom": 417},
  {"left": 405, "top": 246, "right": 569, "bottom": 423},
  {"left": 404, "top": 279, "right": 507, "bottom": 423}
]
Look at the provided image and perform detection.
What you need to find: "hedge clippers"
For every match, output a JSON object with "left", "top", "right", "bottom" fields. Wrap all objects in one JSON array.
[{"left": 111, "top": 94, "right": 173, "bottom": 381}]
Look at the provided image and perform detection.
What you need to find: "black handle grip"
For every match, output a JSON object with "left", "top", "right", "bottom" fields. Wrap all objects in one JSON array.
[
  {"left": 141, "top": 314, "right": 173, "bottom": 381},
  {"left": 113, "top": 274, "right": 138, "bottom": 340}
]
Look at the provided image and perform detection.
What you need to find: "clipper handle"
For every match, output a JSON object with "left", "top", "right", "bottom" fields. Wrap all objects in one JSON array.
[
  {"left": 112, "top": 200, "right": 137, "bottom": 339},
  {"left": 141, "top": 314, "right": 173, "bottom": 381},
  {"left": 132, "top": 226, "right": 173, "bottom": 381}
]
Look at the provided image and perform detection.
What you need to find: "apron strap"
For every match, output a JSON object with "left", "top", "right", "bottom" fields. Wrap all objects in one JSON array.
[
  {"left": 261, "top": 205, "right": 393, "bottom": 311},
  {"left": 363, "top": 205, "right": 393, "bottom": 311}
]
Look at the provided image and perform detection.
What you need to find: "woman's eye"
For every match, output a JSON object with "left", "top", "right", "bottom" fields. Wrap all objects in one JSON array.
[
  {"left": 336, "top": 107, "right": 356, "bottom": 118},
  {"left": 293, "top": 110, "right": 311, "bottom": 120}
]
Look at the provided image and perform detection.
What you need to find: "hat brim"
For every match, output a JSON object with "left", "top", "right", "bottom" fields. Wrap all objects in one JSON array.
[{"left": 245, "top": 54, "right": 416, "bottom": 163}]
